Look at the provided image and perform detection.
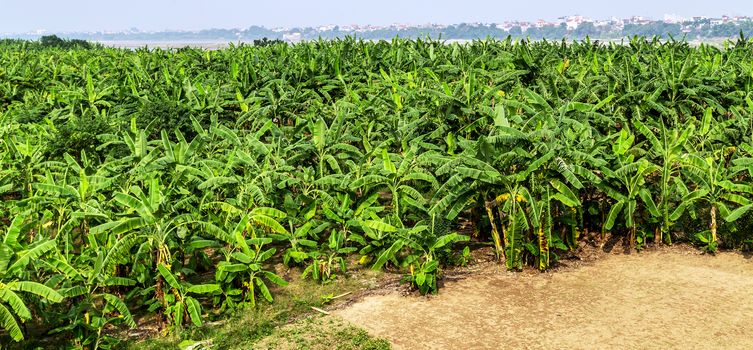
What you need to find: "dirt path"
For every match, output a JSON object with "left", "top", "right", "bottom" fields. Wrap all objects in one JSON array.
[{"left": 335, "top": 249, "right": 753, "bottom": 349}]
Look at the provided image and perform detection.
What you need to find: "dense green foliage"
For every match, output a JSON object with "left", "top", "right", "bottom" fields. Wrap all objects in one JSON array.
[
  {"left": 1, "top": 36, "right": 753, "bottom": 347},
  {"left": 39, "top": 35, "right": 97, "bottom": 50}
]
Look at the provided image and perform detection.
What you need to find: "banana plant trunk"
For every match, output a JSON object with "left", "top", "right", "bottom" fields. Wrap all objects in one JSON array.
[
  {"left": 629, "top": 224, "right": 636, "bottom": 251},
  {"left": 710, "top": 204, "right": 718, "bottom": 244},
  {"left": 497, "top": 206, "right": 509, "bottom": 248},
  {"left": 485, "top": 200, "right": 503, "bottom": 261},
  {"left": 155, "top": 249, "right": 165, "bottom": 329},
  {"left": 538, "top": 225, "right": 548, "bottom": 271},
  {"left": 156, "top": 276, "right": 164, "bottom": 327}
]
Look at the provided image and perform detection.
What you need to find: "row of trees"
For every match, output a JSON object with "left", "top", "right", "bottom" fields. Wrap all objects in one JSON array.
[
  {"left": 258, "top": 22, "right": 753, "bottom": 41},
  {"left": 5, "top": 21, "right": 753, "bottom": 44}
]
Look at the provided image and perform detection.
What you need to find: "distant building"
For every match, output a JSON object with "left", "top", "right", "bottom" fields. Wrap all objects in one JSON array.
[
  {"left": 565, "top": 15, "right": 586, "bottom": 30},
  {"left": 594, "top": 20, "right": 611, "bottom": 28},
  {"left": 626, "top": 16, "right": 652, "bottom": 25},
  {"left": 663, "top": 14, "right": 686, "bottom": 24},
  {"left": 283, "top": 32, "right": 302, "bottom": 43}
]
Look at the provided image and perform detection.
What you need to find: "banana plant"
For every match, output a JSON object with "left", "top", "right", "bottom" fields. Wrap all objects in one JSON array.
[
  {"left": 303, "top": 115, "right": 362, "bottom": 178},
  {"left": 496, "top": 184, "right": 530, "bottom": 270},
  {"left": 634, "top": 117, "right": 695, "bottom": 244},
  {"left": 215, "top": 227, "right": 288, "bottom": 308},
  {"left": 157, "top": 263, "right": 220, "bottom": 330},
  {"left": 2, "top": 129, "right": 49, "bottom": 197},
  {"left": 303, "top": 229, "right": 357, "bottom": 283},
  {"left": 89, "top": 176, "right": 192, "bottom": 326},
  {"left": 350, "top": 145, "right": 437, "bottom": 224},
  {"left": 370, "top": 218, "right": 469, "bottom": 295},
  {"left": 33, "top": 152, "right": 110, "bottom": 259},
  {"left": 0, "top": 215, "right": 64, "bottom": 342},
  {"left": 601, "top": 129, "right": 661, "bottom": 250},
  {"left": 683, "top": 152, "right": 753, "bottom": 245},
  {"left": 44, "top": 251, "right": 137, "bottom": 350},
  {"left": 430, "top": 136, "right": 511, "bottom": 259},
  {"left": 59, "top": 71, "right": 114, "bottom": 111},
  {"left": 153, "top": 129, "right": 205, "bottom": 188},
  {"left": 519, "top": 185, "right": 575, "bottom": 271}
]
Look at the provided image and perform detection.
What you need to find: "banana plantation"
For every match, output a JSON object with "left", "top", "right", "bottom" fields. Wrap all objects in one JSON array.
[{"left": 1, "top": 36, "right": 753, "bottom": 347}]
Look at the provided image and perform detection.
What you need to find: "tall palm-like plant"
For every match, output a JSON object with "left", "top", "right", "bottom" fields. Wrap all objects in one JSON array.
[
  {"left": 90, "top": 176, "right": 190, "bottom": 326},
  {"left": 633, "top": 118, "right": 695, "bottom": 244},
  {"left": 0, "top": 215, "right": 64, "bottom": 342},
  {"left": 601, "top": 129, "right": 661, "bottom": 250},
  {"left": 683, "top": 152, "right": 753, "bottom": 245},
  {"left": 351, "top": 144, "right": 437, "bottom": 225}
]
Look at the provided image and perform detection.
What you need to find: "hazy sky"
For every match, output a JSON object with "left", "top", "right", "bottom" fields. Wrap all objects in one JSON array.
[{"left": 1, "top": 0, "right": 752, "bottom": 33}]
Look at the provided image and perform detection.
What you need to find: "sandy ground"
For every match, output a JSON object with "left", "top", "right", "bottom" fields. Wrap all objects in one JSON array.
[{"left": 335, "top": 249, "right": 753, "bottom": 349}]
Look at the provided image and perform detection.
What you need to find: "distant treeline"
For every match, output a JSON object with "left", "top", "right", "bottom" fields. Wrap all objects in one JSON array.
[
  {"left": 3, "top": 20, "right": 753, "bottom": 42},
  {"left": 0, "top": 35, "right": 286, "bottom": 49},
  {"left": 0, "top": 35, "right": 99, "bottom": 49},
  {"left": 311, "top": 21, "right": 753, "bottom": 41}
]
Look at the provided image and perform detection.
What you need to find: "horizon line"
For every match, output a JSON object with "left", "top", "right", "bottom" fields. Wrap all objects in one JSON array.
[{"left": 4, "top": 13, "right": 751, "bottom": 35}]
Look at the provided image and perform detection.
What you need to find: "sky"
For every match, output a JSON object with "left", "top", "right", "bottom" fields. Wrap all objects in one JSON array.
[{"left": 1, "top": 0, "right": 752, "bottom": 33}]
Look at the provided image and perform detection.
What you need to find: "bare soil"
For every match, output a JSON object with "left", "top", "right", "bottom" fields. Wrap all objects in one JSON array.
[{"left": 334, "top": 247, "right": 753, "bottom": 349}]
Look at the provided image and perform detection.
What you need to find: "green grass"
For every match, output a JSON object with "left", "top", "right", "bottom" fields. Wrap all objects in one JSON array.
[
  {"left": 252, "top": 317, "right": 390, "bottom": 350},
  {"left": 123, "top": 267, "right": 390, "bottom": 350}
]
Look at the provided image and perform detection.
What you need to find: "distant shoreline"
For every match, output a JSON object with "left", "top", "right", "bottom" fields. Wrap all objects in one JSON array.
[
  {"left": 96, "top": 40, "right": 233, "bottom": 49},
  {"left": 92, "top": 37, "right": 734, "bottom": 50}
]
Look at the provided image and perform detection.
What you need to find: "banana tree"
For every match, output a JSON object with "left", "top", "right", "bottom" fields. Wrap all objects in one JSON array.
[
  {"left": 633, "top": 117, "right": 694, "bottom": 244},
  {"left": 601, "top": 129, "right": 661, "bottom": 250},
  {"left": 157, "top": 263, "right": 221, "bottom": 330},
  {"left": 519, "top": 178, "right": 581, "bottom": 270},
  {"left": 90, "top": 176, "right": 191, "bottom": 327},
  {"left": 430, "top": 136, "right": 512, "bottom": 260},
  {"left": 214, "top": 223, "right": 288, "bottom": 309},
  {"left": 350, "top": 145, "right": 437, "bottom": 225},
  {"left": 683, "top": 152, "right": 753, "bottom": 245},
  {"left": 2, "top": 129, "right": 49, "bottom": 197},
  {"left": 370, "top": 220, "right": 469, "bottom": 295},
  {"left": 33, "top": 153, "right": 111, "bottom": 259},
  {"left": 153, "top": 129, "right": 205, "bottom": 188},
  {"left": 0, "top": 215, "right": 64, "bottom": 342},
  {"left": 43, "top": 250, "right": 136, "bottom": 350},
  {"left": 303, "top": 116, "right": 362, "bottom": 178},
  {"left": 303, "top": 229, "right": 357, "bottom": 283},
  {"left": 495, "top": 184, "right": 530, "bottom": 270}
]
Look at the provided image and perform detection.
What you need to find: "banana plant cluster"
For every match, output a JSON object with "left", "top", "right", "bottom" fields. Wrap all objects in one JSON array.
[{"left": 1, "top": 36, "right": 753, "bottom": 346}]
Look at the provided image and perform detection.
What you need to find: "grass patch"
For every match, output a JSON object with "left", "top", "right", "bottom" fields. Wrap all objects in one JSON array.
[
  {"left": 253, "top": 317, "right": 391, "bottom": 350},
  {"left": 122, "top": 267, "right": 389, "bottom": 350}
]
